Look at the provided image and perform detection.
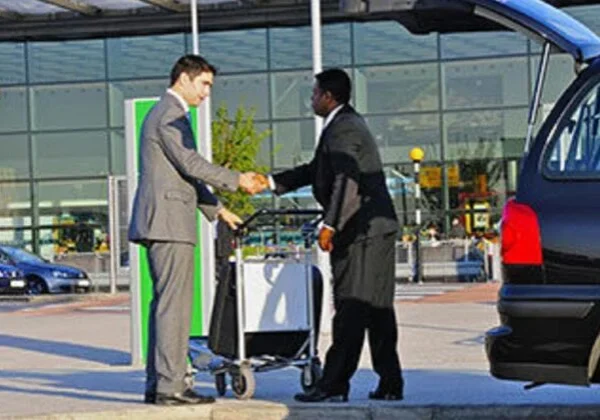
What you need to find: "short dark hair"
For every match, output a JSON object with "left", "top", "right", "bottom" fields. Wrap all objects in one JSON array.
[
  {"left": 169, "top": 55, "right": 217, "bottom": 86},
  {"left": 315, "top": 68, "right": 351, "bottom": 104}
]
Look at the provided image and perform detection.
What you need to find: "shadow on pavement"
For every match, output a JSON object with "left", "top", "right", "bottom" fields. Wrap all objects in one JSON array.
[
  {"left": 2, "top": 367, "right": 600, "bottom": 416},
  {"left": 0, "top": 334, "right": 130, "bottom": 365}
]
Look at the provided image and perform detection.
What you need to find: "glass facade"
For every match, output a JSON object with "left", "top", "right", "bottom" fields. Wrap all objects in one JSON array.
[{"left": 0, "top": 6, "right": 596, "bottom": 255}]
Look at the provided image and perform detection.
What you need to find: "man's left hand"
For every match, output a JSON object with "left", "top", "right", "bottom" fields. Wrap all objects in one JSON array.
[{"left": 318, "top": 226, "right": 335, "bottom": 252}]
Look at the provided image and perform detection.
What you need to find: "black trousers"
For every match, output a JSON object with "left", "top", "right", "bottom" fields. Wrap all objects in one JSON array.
[{"left": 319, "top": 232, "right": 403, "bottom": 395}]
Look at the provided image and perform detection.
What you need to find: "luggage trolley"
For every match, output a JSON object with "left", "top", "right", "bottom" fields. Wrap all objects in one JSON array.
[{"left": 204, "top": 209, "right": 324, "bottom": 400}]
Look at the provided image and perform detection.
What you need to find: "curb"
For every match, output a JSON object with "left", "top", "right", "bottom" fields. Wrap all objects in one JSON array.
[
  {"left": 0, "top": 292, "right": 128, "bottom": 304},
  {"left": 11, "top": 404, "right": 600, "bottom": 420},
  {"left": 1, "top": 292, "right": 129, "bottom": 316}
]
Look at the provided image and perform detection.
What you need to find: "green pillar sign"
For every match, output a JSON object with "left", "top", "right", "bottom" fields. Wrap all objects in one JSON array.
[{"left": 125, "top": 98, "right": 214, "bottom": 366}]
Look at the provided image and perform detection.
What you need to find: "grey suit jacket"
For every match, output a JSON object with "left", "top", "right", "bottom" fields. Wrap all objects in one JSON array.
[{"left": 128, "top": 93, "right": 240, "bottom": 245}]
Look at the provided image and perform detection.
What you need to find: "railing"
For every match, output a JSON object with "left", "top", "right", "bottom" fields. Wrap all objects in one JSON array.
[{"left": 395, "top": 239, "right": 500, "bottom": 283}]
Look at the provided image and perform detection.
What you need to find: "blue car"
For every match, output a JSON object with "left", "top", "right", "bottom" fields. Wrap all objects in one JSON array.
[
  {"left": 0, "top": 246, "right": 91, "bottom": 295},
  {"left": 0, "top": 263, "right": 26, "bottom": 295}
]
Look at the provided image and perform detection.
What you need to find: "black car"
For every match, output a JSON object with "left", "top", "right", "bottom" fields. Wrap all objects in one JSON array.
[
  {"left": 0, "top": 263, "right": 26, "bottom": 294},
  {"left": 481, "top": 1, "right": 600, "bottom": 387}
]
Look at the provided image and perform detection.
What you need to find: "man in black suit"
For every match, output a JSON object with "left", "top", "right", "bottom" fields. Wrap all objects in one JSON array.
[{"left": 253, "top": 68, "right": 404, "bottom": 402}]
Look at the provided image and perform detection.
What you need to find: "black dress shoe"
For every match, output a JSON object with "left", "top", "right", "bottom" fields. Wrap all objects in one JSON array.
[
  {"left": 154, "top": 389, "right": 215, "bottom": 405},
  {"left": 144, "top": 391, "right": 156, "bottom": 404},
  {"left": 294, "top": 388, "right": 348, "bottom": 403},
  {"left": 368, "top": 387, "right": 403, "bottom": 401}
]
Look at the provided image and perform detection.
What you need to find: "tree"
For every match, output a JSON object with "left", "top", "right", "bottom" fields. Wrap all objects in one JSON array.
[{"left": 211, "top": 103, "right": 271, "bottom": 217}]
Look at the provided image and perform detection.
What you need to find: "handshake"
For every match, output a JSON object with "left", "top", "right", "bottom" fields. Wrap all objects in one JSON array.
[{"left": 239, "top": 172, "right": 270, "bottom": 195}]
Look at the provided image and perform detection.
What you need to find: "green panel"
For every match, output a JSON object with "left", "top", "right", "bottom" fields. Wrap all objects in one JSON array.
[{"left": 133, "top": 99, "right": 204, "bottom": 363}]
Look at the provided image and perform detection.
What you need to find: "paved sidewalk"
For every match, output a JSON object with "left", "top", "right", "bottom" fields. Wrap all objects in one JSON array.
[{"left": 1, "top": 284, "right": 600, "bottom": 419}]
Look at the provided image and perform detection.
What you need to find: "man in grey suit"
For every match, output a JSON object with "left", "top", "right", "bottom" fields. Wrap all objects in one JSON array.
[
  {"left": 252, "top": 68, "right": 404, "bottom": 402},
  {"left": 129, "top": 55, "right": 260, "bottom": 406}
]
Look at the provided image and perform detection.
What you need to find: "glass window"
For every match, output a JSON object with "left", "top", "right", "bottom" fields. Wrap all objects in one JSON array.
[
  {"left": 353, "top": 21, "right": 437, "bottom": 65},
  {"left": 269, "top": 27, "right": 311, "bottom": 70},
  {"left": 272, "top": 119, "right": 315, "bottom": 168},
  {"left": 544, "top": 79, "right": 600, "bottom": 177},
  {"left": 442, "top": 57, "right": 528, "bottom": 110},
  {"left": 28, "top": 40, "right": 105, "bottom": 83},
  {"left": 110, "top": 130, "right": 126, "bottom": 176},
  {"left": 30, "top": 83, "right": 108, "bottom": 130},
  {"left": 366, "top": 113, "right": 441, "bottom": 163},
  {"left": 0, "top": 43, "right": 26, "bottom": 85},
  {"left": 354, "top": 64, "right": 438, "bottom": 114},
  {"left": 37, "top": 180, "right": 109, "bottom": 257},
  {"left": 532, "top": 54, "right": 575, "bottom": 108},
  {"left": 188, "top": 29, "right": 268, "bottom": 72},
  {"left": 0, "top": 87, "right": 27, "bottom": 132},
  {"left": 254, "top": 122, "right": 272, "bottom": 169},
  {"left": 212, "top": 73, "right": 269, "bottom": 120},
  {"left": 109, "top": 79, "right": 167, "bottom": 127},
  {"left": 271, "top": 70, "right": 314, "bottom": 119},
  {"left": 441, "top": 32, "right": 527, "bottom": 59},
  {"left": 269, "top": 24, "right": 351, "bottom": 70},
  {"left": 444, "top": 109, "right": 528, "bottom": 160},
  {"left": 0, "top": 183, "right": 31, "bottom": 232},
  {"left": 0, "top": 134, "right": 29, "bottom": 180},
  {"left": 446, "top": 157, "right": 508, "bottom": 234},
  {"left": 0, "top": 228, "right": 33, "bottom": 252},
  {"left": 107, "top": 34, "right": 185, "bottom": 80},
  {"left": 323, "top": 24, "right": 352, "bottom": 67},
  {"left": 33, "top": 131, "right": 109, "bottom": 178}
]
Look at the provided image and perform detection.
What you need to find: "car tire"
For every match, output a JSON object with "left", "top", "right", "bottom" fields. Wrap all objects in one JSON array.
[{"left": 26, "top": 277, "right": 48, "bottom": 295}]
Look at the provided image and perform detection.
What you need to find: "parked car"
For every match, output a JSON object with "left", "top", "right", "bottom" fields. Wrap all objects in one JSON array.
[
  {"left": 0, "top": 263, "right": 26, "bottom": 294},
  {"left": 0, "top": 246, "right": 91, "bottom": 295},
  {"left": 479, "top": 0, "right": 600, "bottom": 388}
]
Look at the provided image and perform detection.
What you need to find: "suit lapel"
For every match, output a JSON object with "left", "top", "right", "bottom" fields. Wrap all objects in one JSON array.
[{"left": 163, "top": 93, "right": 196, "bottom": 148}]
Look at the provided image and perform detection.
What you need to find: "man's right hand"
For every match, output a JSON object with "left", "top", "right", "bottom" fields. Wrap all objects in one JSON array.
[
  {"left": 239, "top": 172, "right": 269, "bottom": 195},
  {"left": 217, "top": 207, "right": 243, "bottom": 230}
]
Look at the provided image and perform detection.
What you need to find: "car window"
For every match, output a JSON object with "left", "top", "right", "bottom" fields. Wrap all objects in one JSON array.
[
  {"left": 0, "top": 252, "right": 11, "bottom": 264},
  {"left": 544, "top": 78, "right": 600, "bottom": 178}
]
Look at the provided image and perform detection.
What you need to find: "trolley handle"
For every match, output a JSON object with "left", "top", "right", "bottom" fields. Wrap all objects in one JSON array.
[{"left": 235, "top": 209, "right": 324, "bottom": 236}]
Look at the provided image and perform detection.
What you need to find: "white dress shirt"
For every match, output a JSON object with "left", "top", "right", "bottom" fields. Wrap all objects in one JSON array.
[{"left": 167, "top": 88, "right": 189, "bottom": 114}]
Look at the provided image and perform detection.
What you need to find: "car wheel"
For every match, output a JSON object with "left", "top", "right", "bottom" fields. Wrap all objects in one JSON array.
[{"left": 26, "top": 277, "right": 48, "bottom": 295}]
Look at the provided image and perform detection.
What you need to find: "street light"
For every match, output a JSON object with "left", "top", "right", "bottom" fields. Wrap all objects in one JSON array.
[{"left": 410, "top": 147, "right": 424, "bottom": 284}]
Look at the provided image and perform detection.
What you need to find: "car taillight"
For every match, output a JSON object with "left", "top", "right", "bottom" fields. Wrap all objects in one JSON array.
[{"left": 501, "top": 198, "right": 542, "bottom": 265}]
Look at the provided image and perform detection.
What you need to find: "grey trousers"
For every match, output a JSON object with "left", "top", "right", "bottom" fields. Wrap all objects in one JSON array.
[{"left": 145, "top": 241, "right": 195, "bottom": 395}]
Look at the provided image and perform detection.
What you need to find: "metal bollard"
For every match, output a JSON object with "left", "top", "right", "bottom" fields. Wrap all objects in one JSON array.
[{"left": 410, "top": 147, "right": 424, "bottom": 284}]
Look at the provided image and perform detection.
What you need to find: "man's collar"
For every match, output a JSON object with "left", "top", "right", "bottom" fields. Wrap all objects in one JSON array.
[
  {"left": 166, "top": 88, "right": 189, "bottom": 113},
  {"left": 322, "top": 104, "right": 345, "bottom": 131}
]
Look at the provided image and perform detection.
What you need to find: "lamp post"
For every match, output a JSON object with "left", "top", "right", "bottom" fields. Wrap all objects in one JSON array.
[{"left": 410, "top": 147, "right": 424, "bottom": 284}]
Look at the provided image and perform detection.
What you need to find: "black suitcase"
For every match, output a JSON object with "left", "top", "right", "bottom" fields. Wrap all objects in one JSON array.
[{"left": 208, "top": 223, "right": 323, "bottom": 359}]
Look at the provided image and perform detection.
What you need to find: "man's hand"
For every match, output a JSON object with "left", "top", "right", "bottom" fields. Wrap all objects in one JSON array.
[
  {"left": 217, "top": 207, "right": 243, "bottom": 230},
  {"left": 318, "top": 226, "right": 335, "bottom": 252},
  {"left": 239, "top": 172, "right": 269, "bottom": 195}
]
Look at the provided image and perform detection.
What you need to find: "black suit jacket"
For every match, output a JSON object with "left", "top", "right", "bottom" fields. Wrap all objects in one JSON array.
[{"left": 273, "top": 105, "right": 398, "bottom": 247}]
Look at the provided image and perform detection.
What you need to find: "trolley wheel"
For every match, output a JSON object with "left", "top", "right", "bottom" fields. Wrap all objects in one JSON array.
[
  {"left": 301, "top": 361, "right": 322, "bottom": 394},
  {"left": 215, "top": 373, "right": 227, "bottom": 396},
  {"left": 231, "top": 364, "right": 255, "bottom": 400}
]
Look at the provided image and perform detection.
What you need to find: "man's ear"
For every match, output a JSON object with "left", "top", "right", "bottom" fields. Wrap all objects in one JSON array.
[
  {"left": 180, "top": 72, "right": 191, "bottom": 86},
  {"left": 324, "top": 90, "right": 335, "bottom": 105}
]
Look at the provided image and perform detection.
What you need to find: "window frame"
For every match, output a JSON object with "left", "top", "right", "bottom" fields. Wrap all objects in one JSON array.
[{"left": 542, "top": 68, "right": 600, "bottom": 181}]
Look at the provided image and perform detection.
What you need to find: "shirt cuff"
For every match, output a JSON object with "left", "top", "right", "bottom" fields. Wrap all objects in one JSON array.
[
  {"left": 267, "top": 175, "right": 276, "bottom": 191},
  {"left": 323, "top": 224, "right": 335, "bottom": 232}
]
